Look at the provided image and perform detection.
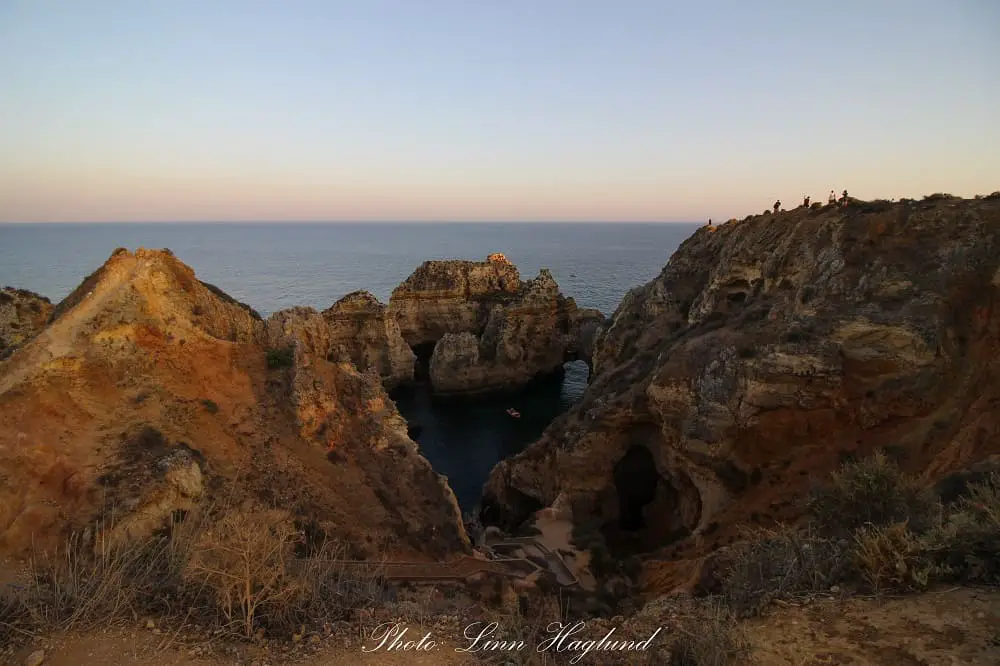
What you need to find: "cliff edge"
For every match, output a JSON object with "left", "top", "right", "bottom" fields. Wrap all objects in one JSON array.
[{"left": 483, "top": 195, "right": 1000, "bottom": 564}]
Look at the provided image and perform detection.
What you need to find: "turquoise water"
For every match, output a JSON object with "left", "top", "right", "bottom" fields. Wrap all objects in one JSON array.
[{"left": 0, "top": 221, "right": 697, "bottom": 508}]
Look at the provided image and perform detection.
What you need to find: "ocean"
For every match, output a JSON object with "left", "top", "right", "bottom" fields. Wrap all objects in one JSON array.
[{"left": 0, "top": 222, "right": 698, "bottom": 509}]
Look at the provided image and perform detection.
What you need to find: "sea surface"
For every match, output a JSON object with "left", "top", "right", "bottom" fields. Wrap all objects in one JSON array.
[{"left": 0, "top": 222, "right": 698, "bottom": 509}]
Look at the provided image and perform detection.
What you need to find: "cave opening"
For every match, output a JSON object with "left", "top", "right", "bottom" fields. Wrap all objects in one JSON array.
[
  {"left": 411, "top": 342, "right": 437, "bottom": 382},
  {"left": 613, "top": 445, "right": 660, "bottom": 530}
]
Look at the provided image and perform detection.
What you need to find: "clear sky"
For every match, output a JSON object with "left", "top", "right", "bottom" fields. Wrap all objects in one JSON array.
[{"left": 1, "top": 1, "right": 997, "bottom": 223}]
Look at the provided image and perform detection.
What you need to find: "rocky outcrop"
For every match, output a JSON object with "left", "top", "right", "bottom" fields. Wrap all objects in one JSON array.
[
  {"left": 388, "top": 255, "right": 522, "bottom": 347},
  {"left": 483, "top": 196, "right": 1000, "bottom": 564},
  {"left": 0, "top": 287, "right": 53, "bottom": 360},
  {"left": 263, "top": 292, "right": 416, "bottom": 389},
  {"left": 429, "top": 269, "right": 604, "bottom": 395},
  {"left": 390, "top": 257, "right": 604, "bottom": 395},
  {"left": 0, "top": 249, "right": 468, "bottom": 559},
  {"left": 323, "top": 291, "right": 416, "bottom": 389}
]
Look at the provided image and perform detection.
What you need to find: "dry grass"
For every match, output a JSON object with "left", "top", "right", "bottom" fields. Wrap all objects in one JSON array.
[
  {"left": 720, "top": 525, "right": 849, "bottom": 618},
  {"left": 853, "top": 523, "right": 931, "bottom": 595},
  {"left": 0, "top": 504, "right": 388, "bottom": 646},
  {"left": 669, "top": 601, "right": 749, "bottom": 666}
]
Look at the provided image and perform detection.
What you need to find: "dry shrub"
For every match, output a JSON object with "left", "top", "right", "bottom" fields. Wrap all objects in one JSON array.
[
  {"left": 853, "top": 523, "right": 931, "bottom": 594},
  {"left": 808, "top": 451, "right": 941, "bottom": 535},
  {"left": 925, "top": 472, "right": 1000, "bottom": 585},
  {"left": 1, "top": 504, "right": 388, "bottom": 645},
  {"left": 280, "top": 538, "right": 387, "bottom": 631},
  {"left": 670, "top": 601, "right": 749, "bottom": 666},
  {"left": 8, "top": 528, "right": 184, "bottom": 633},
  {"left": 720, "top": 525, "right": 849, "bottom": 618},
  {"left": 183, "top": 507, "right": 302, "bottom": 638}
]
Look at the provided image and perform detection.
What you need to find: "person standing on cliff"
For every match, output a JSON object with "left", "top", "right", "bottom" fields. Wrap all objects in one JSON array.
[
  {"left": 773, "top": 200, "right": 781, "bottom": 214},
  {"left": 841, "top": 189, "right": 849, "bottom": 206},
  {"left": 828, "top": 190, "right": 837, "bottom": 205},
  {"left": 803, "top": 195, "right": 810, "bottom": 207}
]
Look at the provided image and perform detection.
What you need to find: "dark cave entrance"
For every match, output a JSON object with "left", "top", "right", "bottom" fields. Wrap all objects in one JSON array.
[
  {"left": 613, "top": 445, "right": 660, "bottom": 530},
  {"left": 412, "top": 342, "right": 436, "bottom": 382}
]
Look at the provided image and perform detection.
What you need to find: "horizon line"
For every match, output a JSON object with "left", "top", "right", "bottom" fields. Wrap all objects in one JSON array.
[{"left": 0, "top": 219, "right": 702, "bottom": 225}]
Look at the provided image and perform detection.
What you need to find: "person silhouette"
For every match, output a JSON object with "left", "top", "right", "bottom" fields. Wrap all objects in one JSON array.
[
  {"left": 773, "top": 200, "right": 781, "bottom": 214},
  {"left": 828, "top": 190, "right": 837, "bottom": 205},
  {"left": 841, "top": 189, "right": 849, "bottom": 205},
  {"left": 803, "top": 196, "right": 810, "bottom": 207}
]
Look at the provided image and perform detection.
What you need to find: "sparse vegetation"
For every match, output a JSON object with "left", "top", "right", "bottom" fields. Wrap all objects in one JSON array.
[
  {"left": 922, "top": 193, "right": 959, "bottom": 202},
  {"left": 807, "top": 451, "right": 940, "bottom": 536},
  {"left": 266, "top": 346, "right": 295, "bottom": 369},
  {"left": 853, "top": 522, "right": 931, "bottom": 594},
  {"left": 0, "top": 505, "right": 388, "bottom": 647},
  {"left": 716, "top": 454, "right": 1000, "bottom": 619},
  {"left": 670, "top": 601, "right": 749, "bottom": 666},
  {"left": 200, "top": 398, "right": 219, "bottom": 414}
]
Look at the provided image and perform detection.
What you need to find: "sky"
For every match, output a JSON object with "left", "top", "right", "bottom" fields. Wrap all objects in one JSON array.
[{"left": 0, "top": 1, "right": 997, "bottom": 223}]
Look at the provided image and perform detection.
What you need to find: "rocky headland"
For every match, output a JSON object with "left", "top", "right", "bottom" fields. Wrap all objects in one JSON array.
[
  {"left": 483, "top": 194, "right": 1000, "bottom": 580},
  {"left": 390, "top": 254, "right": 604, "bottom": 396}
]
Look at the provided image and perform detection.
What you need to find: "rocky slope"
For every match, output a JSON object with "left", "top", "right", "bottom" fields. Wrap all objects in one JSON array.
[
  {"left": 0, "top": 249, "right": 468, "bottom": 558},
  {"left": 389, "top": 255, "right": 604, "bottom": 395},
  {"left": 483, "top": 195, "right": 1000, "bottom": 563},
  {"left": 0, "top": 286, "right": 53, "bottom": 360}
]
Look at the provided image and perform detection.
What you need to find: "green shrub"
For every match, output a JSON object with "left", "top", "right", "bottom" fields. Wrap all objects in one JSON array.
[
  {"left": 200, "top": 399, "right": 219, "bottom": 414},
  {"left": 807, "top": 451, "right": 941, "bottom": 536},
  {"left": 266, "top": 346, "right": 295, "bottom": 369}
]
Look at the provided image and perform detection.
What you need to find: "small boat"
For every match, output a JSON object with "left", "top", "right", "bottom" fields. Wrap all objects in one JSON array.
[{"left": 506, "top": 408, "right": 521, "bottom": 418}]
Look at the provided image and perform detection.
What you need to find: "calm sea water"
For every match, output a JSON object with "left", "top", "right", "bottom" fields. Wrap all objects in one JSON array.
[{"left": 0, "top": 222, "right": 697, "bottom": 508}]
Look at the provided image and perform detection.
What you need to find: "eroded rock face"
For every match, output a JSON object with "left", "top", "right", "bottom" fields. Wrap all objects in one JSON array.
[
  {"left": 429, "top": 269, "right": 604, "bottom": 395},
  {"left": 390, "top": 257, "right": 605, "bottom": 395},
  {"left": 0, "top": 248, "right": 468, "bottom": 559},
  {"left": 0, "top": 287, "right": 53, "bottom": 360},
  {"left": 323, "top": 291, "right": 416, "bottom": 389},
  {"left": 263, "top": 292, "right": 416, "bottom": 389},
  {"left": 483, "top": 197, "right": 1000, "bottom": 564},
  {"left": 388, "top": 255, "right": 523, "bottom": 347}
]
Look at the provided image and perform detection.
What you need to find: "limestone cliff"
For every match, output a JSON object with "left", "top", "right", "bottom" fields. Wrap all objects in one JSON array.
[
  {"left": 429, "top": 269, "right": 604, "bottom": 395},
  {"left": 263, "top": 292, "right": 415, "bottom": 389},
  {"left": 0, "top": 287, "right": 53, "bottom": 360},
  {"left": 388, "top": 254, "right": 522, "bottom": 347},
  {"left": 483, "top": 196, "right": 1000, "bottom": 563},
  {"left": 323, "top": 291, "right": 415, "bottom": 389},
  {"left": 0, "top": 249, "right": 468, "bottom": 559},
  {"left": 390, "top": 257, "right": 604, "bottom": 395}
]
